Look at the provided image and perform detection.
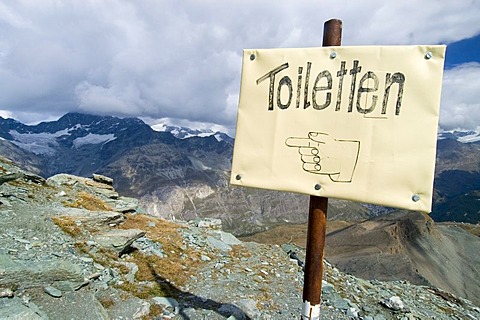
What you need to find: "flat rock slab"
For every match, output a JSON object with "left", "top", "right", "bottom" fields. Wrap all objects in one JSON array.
[
  {"left": 96, "top": 287, "right": 150, "bottom": 319},
  {"left": 44, "top": 285, "right": 62, "bottom": 298},
  {"left": 92, "top": 174, "right": 113, "bottom": 186},
  {"left": 0, "top": 254, "right": 84, "bottom": 288},
  {"left": 207, "top": 236, "right": 232, "bottom": 252},
  {"left": 206, "top": 231, "right": 242, "bottom": 252},
  {"left": 27, "top": 287, "right": 110, "bottom": 320},
  {"left": 53, "top": 207, "right": 124, "bottom": 227},
  {"left": 106, "top": 196, "right": 139, "bottom": 213},
  {"left": 218, "top": 231, "right": 242, "bottom": 246},
  {"left": 0, "top": 297, "right": 44, "bottom": 320},
  {"left": 94, "top": 229, "right": 146, "bottom": 256}
]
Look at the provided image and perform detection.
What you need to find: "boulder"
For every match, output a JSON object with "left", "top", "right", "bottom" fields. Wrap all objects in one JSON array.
[
  {"left": 0, "top": 297, "right": 45, "bottom": 320},
  {"left": 0, "top": 255, "right": 84, "bottom": 289},
  {"left": 53, "top": 208, "right": 124, "bottom": 228},
  {"left": 92, "top": 174, "right": 113, "bottom": 186},
  {"left": 94, "top": 229, "right": 146, "bottom": 256}
]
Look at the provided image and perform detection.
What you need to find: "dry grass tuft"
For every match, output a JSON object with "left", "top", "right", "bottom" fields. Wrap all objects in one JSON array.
[
  {"left": 51, "top": 216, "right": 83, "bottom": 237},
  {"left": 52, "top": 214, "right": 101, "bottom": 236},
  {"left": 142, "top": 304, "right": 164, "bottom": 320},
  {"left": 56, "top": 211, "right": 210, "bottom": 304},
  {"left": 97, "top": 296, "right": 115, "bottom": 308},
  {"left": 229, "top": 244, "right": 252, "bottom": 260},
  {"left": 63, "top": 192, "right": 112, "bottom": 211},
  {"left": 118, "top": 214, "right": 185, "bottom": 244},
  {"left": 117, "top": 214, "right": 206, "bottom": 287},
  {"left": 116, "top": 277, "right": 176, "bottom": 300}
]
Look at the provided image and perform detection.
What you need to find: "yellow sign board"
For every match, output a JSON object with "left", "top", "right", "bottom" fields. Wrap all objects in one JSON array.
[{"left": 231, "top": 45, "right": 446, "bottom": 212}]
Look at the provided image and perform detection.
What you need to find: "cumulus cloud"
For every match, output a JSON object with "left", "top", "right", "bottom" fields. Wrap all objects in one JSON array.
[
  {"left": 0, "top": 0, "right": 479, "bottom": 132},
  {"left": 440, "top": 62, "right": 480, "bottom": 131}
]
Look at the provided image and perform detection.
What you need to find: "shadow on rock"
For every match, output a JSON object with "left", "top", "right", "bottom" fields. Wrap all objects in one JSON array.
[{"left": 148, "top": 264, "right": 252, "bottom": 319}]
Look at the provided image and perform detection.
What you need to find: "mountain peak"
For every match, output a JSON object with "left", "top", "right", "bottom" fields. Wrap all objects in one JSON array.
[
  {"left": 438, "top": 129, "right": 480, "bottom": 143},
  {"left": 153, "top": 123, "right": 233, "bottom": 144}
]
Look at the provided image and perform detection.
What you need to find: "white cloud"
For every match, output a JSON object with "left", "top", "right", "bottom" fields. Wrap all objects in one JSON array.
[
  {"left": 0, "top": 0, "right": 479, "bottom": 132},
  {"left": 0, "top": 109, "right": 13, "bottom": 119},
  {"left": 440, "top": 62, "right": 480, "bottom": 131}
]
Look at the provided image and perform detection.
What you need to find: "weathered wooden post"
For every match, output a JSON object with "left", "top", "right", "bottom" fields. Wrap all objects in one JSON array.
[{"left": 301, "top": 18, "right": 342, "bottom": 320}]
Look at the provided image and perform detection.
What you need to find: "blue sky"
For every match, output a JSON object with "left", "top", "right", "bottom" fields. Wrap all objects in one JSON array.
[
  {"left": 0, "top": 1, "right": 479, "bottom": 134},
  {"left": 445, "top": 34, "right": 480, "bottom": 68}
]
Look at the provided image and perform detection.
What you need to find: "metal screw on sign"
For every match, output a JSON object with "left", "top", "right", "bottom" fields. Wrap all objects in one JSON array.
[
  {"left": 250, "top": 54, "right": 256, "bottom": 61},
  {"left": 235, "top": 174, "right": 242, "bottom": 181},
  {"left": 329, "top": 52, "right": 337, "bottom": 59},
  {"left": 412, "top": 194, "right": 420, "bottom": 202},
  {"left": 425, "top": 52, "right": 433, "bottom": 60},
  {"left": 314, "top": 184, "right": 321, "bottom": 190}
]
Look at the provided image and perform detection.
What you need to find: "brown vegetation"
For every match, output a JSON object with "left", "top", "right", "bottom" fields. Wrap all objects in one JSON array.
[{"left": 63, "top": 192, "right": 112, "bottom": 211}]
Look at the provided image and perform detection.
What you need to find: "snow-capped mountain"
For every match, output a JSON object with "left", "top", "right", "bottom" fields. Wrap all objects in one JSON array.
[
  {"left": 0, "top": 113, "right": 318, "bottom": 235},
  {"left": 438, "top": 129, "right": 480, "bottom": 143},
  {"left": 0, "top": 113, "right": 157, "bottom": 156},
  {"left": 0, "top": 113, "right": 479, "bottom": 232},
  {"left": 153, "top": 123, "right": 234, "bottom": 145}
]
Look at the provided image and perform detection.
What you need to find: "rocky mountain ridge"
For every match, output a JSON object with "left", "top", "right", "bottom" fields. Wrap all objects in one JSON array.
[
  {"left": 1, "top": 155, "right": 479, "bottom": 319},
  {"left": 0, "top": 113, "right": 373, "bottom": 236},
  {"left": 0, "top": 113, "right": 479, "bottom": 235},
  {"left": 438, "top": 130, "right": 480, "bottom": 143},
  {"left": 242, "top": 209, "right": 480, "bottom": 308},
  {"left": 154, "top": 123, "right": 234, "bottom": 145}
]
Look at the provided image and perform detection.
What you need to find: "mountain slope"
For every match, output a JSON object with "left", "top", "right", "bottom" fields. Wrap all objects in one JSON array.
[
  {"left": 325, "top": 210, "right": 480, "bottom": 306},
  {"left": 1, "top": 155, "right": 479, "bottom": 319},
  {"left": 242, "top": 209, "right": 480, "bottom": 306},
  {"left": 432, "top": 139, "right": 480, "bottom": 223},
  {"left": 0, "top": 138, "right": 45, "bottom": 175},
  {"left": 1, "top": 113, "right": 480, "bottom": 234},
  {"left": 0, "top": 113, "right": 373, "bottom": 235}
]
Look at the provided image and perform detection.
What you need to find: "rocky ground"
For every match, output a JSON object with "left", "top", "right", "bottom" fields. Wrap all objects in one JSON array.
[{"left": 1, "top": 155, "right": 479, "bottom": 319}]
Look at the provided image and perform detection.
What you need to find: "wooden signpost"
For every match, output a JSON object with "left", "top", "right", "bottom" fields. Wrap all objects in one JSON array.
[
  {"left": 231, "top": 19, "right": 445, "bottom": 319},
  {"left": 301, "top": 19, "right": 341, "bottom": 320}
]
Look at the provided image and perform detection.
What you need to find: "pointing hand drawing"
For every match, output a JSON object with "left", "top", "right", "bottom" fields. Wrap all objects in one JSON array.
[{"left": 285, "top": 132, "right": 360, "bottom": 182}]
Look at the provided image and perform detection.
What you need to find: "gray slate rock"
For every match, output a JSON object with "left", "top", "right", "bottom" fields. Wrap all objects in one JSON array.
[
  {"left": 207, "top": 236, "right": 232, "bottom": 252},
  {"left": 0, "top": 288, "right": 14, "bottom": 298},
  {"left": 194, "top": 218, "right": 223, "bottom": 229},
  {"left": 0, "top": 297, "right": 45, "bottom": 320},
  {"left": 92, "top": 174, "right": 113, "bottom": 186},
  {"left": 96, "top": 287, "right": 150, "bottom": 320},
  {"left": 109, "top": 196, "right": 139, "bottom": 213},
  {"left": 381, "top": 296, "right": 405, "bottom": 311},
  {"left": 29, "top": 289, "right": 110, "bottom": 320},
  {"left": 53, "top": 207, "right": 124, "bottom": 228},
  {"left": 43, "top": 286, "right": 62, "bottom": 298},
  {"left": 0, "top": 173, "right": 24, "bottom": 186},
  {"left": 218, "top": 231, "right": 242, "bottom": 245},
  {"left": 94, "top": 229, "right": 146, "bottom": 256},
  {"left": 152, "top": 296, "right": 179, "bottom": 316},
  {"left": 0, "top": 255, "right": 83, "bottom": 288}
]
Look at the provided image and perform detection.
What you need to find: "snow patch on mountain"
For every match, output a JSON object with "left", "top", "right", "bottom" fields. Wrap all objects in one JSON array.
[
  {"left": 151, "top": 123, "right": 233, "bottom": 144},
  {"left": 457, "top": 132, "right": 480, "bottom": 143},
  {"left": 8, "top": 126, "right": 117, "bottom": 154},
  {"left": 188, "top": 157, "right": 212, "bottom": 171},
  {"left": 73, "top": 133, "right": 116, "bottom": 148},
  {"left": 9, "top": 129, "right": 69, "bottom": 155},
  {"left": 437, "top": 129, "right": 480, "bottom": 143},
  {"left": 147, "top": 117, "right": 233, "bottom": 142}
]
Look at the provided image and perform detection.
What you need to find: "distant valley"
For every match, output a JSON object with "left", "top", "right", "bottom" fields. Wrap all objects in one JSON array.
[{"left": 242, "top": 210, "right": 480, "bottom": 306}]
